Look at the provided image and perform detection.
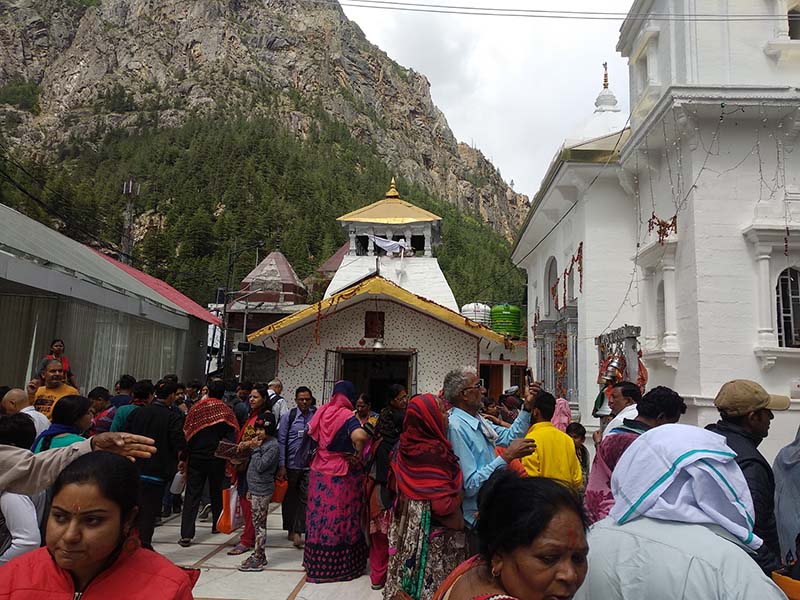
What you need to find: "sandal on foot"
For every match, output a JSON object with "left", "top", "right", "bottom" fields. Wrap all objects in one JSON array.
[{"left": 227, "top": 543, "right": 251, "bottom": 555}]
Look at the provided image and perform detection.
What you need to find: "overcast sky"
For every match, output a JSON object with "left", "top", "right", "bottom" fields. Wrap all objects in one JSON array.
[{"left": 340, "top": 0, "right": 634, "bottom": 200}]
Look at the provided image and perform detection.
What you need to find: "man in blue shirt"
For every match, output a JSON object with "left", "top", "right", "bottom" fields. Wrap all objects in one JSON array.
[
  {"left": 445, "top": 367, "right": 537, "bottom": 551},
  {"left": 276, "top": 386, "right": 317, "bottom": 549}
]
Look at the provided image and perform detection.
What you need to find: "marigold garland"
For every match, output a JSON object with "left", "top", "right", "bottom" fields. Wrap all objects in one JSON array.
[
  {"left": 648, "top": 212, "right": 677, "bottom": 245},
  {"left": 554, "top": 331, "right": 568, "bottom": 398}
]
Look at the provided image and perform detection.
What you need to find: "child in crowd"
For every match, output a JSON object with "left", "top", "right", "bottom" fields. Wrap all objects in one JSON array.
[
  {"left": 239, "top": 413, "right": 279, "bottom": 572},
  {"left": 566, "top": 422, "right": 591, "bottom": 489}
]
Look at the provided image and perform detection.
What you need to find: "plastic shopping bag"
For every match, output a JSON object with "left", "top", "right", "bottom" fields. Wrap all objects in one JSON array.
[
  {"left": 169, "top": 472, "right": 186, "bottom": 494},
  {"left": 271, "top": 479, "right": 288, "bottom": 503},
  {"left": 216, "top": 486, "right": 244, "bottom": 534}
]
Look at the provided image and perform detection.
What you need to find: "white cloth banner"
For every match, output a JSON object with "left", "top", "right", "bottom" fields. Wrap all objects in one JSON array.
[{"left": 368, "top": 235, "right": 408, "bottom": 255}]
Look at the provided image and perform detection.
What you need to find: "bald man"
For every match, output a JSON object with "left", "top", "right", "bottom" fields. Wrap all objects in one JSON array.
[{"left": 1, "top": 388, "right": 49, "bottom": 436}]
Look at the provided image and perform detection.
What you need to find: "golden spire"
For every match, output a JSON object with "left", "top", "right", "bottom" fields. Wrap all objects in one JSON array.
[
  {"left": 386, "top": 177, "right": 400, "bottom": 199},
  {"left": 603, "top": 62, "right": 609, "bottom": 89}
]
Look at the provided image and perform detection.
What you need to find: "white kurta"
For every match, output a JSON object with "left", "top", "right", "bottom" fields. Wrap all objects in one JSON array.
[{"left": 574, "top": 517, "right": 787, "bottom": 600}]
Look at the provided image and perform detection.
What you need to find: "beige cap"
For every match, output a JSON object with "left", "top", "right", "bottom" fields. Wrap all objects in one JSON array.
[{"left": 714, "top": 379, "right": 791, "bottom": 417}]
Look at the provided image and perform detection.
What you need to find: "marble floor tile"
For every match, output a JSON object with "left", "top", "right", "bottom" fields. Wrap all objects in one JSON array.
[{"left": 193, "top": 567, "right": 305, "bottom": 600}]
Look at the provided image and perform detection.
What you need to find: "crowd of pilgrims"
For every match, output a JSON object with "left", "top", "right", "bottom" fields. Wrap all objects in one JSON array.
[{"left": 0, "top": 339, "right": 799, "bottom": 598}]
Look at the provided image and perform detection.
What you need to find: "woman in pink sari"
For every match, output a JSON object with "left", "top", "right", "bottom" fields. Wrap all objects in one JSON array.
[{"left": 303, "top": 380, "right": 370, "bottom": 583}]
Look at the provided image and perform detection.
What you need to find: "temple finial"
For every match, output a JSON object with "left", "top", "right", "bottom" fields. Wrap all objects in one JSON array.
[
  {"left": 603, "top": 62, "right": 609, "bottom": 89},
  {"left": 386, "top": 177, "right": 400, "bottom": 198}
]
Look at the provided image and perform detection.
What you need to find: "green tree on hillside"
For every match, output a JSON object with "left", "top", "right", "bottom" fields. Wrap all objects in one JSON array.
[{"left": 0, "top": 114, "right": 525, "bottom": 309}]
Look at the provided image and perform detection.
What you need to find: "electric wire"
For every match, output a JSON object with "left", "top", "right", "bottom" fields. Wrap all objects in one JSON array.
[{"left": 317, "top": 0, "right": 800, "bottom": 21}]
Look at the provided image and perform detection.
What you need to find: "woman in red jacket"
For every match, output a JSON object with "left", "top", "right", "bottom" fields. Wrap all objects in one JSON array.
[{"left": 0, "top": 451, "right": 198, "bottom": 599}]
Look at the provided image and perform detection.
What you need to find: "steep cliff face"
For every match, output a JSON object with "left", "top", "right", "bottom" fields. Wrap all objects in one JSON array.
[{"left": 0, "top": 0, "right": 527, "bottom": 238}]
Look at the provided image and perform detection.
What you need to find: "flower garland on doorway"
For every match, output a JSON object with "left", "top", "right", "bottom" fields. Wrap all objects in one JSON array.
[{"left": 554, "top": 331, "right": 568, "bottom": 398}]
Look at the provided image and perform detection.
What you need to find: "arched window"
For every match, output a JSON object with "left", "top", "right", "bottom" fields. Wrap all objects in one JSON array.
[
  {"left": 545, "top": 258, "right": 559, "bottom": 317},
  {"left": 777, "top": 267, "right": 800, "bottom": 347}
]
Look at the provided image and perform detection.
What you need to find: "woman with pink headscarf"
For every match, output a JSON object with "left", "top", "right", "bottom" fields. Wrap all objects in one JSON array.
[
  {"left": 303, "top": 381, "right": 370, "bottom": 583},
  {"left": 552, "top": 398, "right": 572, "bottom": 432}
]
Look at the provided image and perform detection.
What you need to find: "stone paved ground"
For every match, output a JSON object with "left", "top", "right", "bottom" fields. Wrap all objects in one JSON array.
[{"left": 154, "top": 505, "right": 382, "bottom": 600}]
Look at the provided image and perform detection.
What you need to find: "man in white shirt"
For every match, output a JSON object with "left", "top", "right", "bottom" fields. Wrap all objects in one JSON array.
[
  {"left": 1, "top": 388, "right": 49, "bottom": 436},
  {"left": 0, "top": 413, "right": 42, "bottom": 565},
  {"left": 268, "top": 379, "right": 287, "bottom": 422},
  {"left": 603, "top": 381, "right": 640, "bottom": 438}
]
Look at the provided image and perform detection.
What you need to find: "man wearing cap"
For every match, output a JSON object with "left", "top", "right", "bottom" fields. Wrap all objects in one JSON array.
[{"left": 705, "top": 379, "right": 790, "bottom": 572}]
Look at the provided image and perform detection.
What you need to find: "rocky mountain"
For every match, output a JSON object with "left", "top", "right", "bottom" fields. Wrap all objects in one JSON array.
[{"left": 0, "top": 0, "right": 527, "bottom": 238}]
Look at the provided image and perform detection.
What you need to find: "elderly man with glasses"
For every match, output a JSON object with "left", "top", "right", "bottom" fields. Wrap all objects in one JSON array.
[{"left": 444, "top": 367, "right": 539, "bottom": 554}]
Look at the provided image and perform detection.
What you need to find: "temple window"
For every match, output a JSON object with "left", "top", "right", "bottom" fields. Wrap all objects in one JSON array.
[
  {"left": 545, "top": 257, "right": 559, "bottom": 317},
  {"left": 777, "top": 267, "right": 800, "bottom": 347},
  {"left": 791, "top": 8, "right": 800, "bottom": 40}
]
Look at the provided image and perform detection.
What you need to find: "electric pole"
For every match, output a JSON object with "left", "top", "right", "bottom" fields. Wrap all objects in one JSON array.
[{"left": 121, "top": 177, "right": 140, "bottom": 264}]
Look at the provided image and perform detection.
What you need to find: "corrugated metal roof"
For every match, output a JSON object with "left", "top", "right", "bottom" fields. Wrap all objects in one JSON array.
[
  {"left": 95, "top": 251, "right": 220, "bottom": 325},
  {"left": 0, "top": 203, "right": 212, "bottom": 321},
  {"left": 317, "top": 242, "right": 349, "bottom": 275}
]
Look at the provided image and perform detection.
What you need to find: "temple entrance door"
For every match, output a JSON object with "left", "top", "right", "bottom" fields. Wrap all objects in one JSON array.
[
  {"left": 340, "top": 351, "right": 413, "bottom": 412},
  {"left": 535, "top": 303, "right": 579, "bottom": 419}
]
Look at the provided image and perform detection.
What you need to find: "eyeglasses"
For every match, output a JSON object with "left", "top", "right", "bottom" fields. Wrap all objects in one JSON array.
[{"left": 462, "top": 379, "right": 485, "bottom": 392}]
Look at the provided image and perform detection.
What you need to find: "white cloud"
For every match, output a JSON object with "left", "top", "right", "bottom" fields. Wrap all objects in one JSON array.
[{"left": 341, "top": 0, "right": 633, "bottom": 198}]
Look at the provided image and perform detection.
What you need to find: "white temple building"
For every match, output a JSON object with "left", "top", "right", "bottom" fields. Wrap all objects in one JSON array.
[
  {"left": 513, "top": 0, "right": 800, "bottom": 460},
  {"left": 249, "top": 181, "right": 523, "bottom": 410}
]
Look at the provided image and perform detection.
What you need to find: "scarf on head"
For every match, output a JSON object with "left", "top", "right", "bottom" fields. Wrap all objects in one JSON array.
[
  {"left": 552, "top": 398, "right": 572, "bottom": 432},
  {"left": 31, "top": 423, "right": 82, "bottom": 452},
  {"left": 392, "top": 393, "right": 462, "bottom": 501},
  {"left": 610, "top": 423, "right": 762, "bottom": 551},
  {"left": 183, "top": 397, "right": 239, "bottom": 442},
  {"left": 307, "top": 381, "right": 356, "bottom": 449},
  {"left": 774, "top": 425, "right": 800, "bottom": 563}
]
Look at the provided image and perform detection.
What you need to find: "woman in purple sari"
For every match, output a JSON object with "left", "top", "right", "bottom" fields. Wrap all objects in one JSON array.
[{"left": 303, "top": 381, "right": 370, "bottom": 583}]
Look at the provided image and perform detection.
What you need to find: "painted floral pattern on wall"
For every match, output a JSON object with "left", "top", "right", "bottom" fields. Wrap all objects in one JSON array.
[{"left": 278, "top": 299, "right": 477, "bottom": 403}]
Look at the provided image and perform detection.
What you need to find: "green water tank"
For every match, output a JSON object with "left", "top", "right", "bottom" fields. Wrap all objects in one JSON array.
[{"left": 491, "top": 304, "right": 521, "bottom": 337}]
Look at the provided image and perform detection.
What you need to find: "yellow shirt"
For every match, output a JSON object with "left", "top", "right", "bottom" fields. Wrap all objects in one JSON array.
[
  {"left": 34, "top": 384, "right": 79, "bottom": 421},
  {"left": 521, "top": 421, "right": 583, "bottom": 488}
]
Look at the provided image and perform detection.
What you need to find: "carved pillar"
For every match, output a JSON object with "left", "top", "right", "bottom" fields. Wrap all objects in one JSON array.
[
  {"left": 368, "top": 228, "right": 375, "bottom": 256},
  {"left": 662, "top": 250, "right": 679, "bottom": 352},
  {"left": 424, "top": 223, "right": 432, "bottom": 256},
  {"left": 756, "top": 244, "right": 778, "bottom": 345},
  {"left": 643, "top": 267, "right": 658, "bottom": 349},
  {"left": 775, "top": 0, "right": 790, "bottom": 39},
  {"left": 348, "top": 229, "right": 356, "bottom": 255}
]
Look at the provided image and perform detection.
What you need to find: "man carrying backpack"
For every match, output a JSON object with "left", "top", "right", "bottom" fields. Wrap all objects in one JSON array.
[{"left": 276, "top": 387, "right": 316, "bottom": 549}]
